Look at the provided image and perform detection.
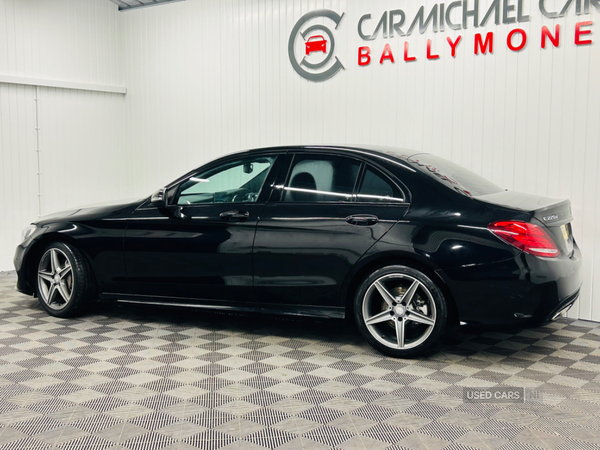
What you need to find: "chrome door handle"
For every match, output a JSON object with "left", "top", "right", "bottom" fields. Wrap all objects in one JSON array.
[
  {"left": 220, "top": 210, "right": 250, "bottom": 222},
  {"left": 346, "top": 214, "right": 379, "bottom": 226}
]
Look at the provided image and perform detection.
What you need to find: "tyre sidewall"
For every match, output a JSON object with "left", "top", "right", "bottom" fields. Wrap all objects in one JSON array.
[{"left": 354, "top": 265, "right": 448, "bottom": 358}]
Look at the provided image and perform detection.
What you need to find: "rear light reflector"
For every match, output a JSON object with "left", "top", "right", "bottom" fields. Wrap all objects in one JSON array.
[{"left": 488, "top": 221, "right": 560, "bottom": 258}]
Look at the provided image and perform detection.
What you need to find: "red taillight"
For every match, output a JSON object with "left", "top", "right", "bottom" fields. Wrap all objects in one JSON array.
[{"left": 488, "top": 221, "right": 560, "bottom": 258}]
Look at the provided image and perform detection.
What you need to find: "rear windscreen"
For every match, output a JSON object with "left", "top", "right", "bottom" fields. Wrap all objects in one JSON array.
[{"left": 408, "top": 153, "right": 504, "bottom": 197}]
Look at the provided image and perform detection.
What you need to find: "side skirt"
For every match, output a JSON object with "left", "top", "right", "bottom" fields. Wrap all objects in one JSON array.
[{"left": 100, "top": 293, "right": 345, "bottom": 319}]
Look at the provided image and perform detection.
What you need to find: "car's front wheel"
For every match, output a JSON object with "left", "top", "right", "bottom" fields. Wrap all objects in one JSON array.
[
  {"left": 36, "top": 242, "right": 95, "bottom": 317},
  {"left": 355, "top": 265, "right": 448, "bottom": 358}
]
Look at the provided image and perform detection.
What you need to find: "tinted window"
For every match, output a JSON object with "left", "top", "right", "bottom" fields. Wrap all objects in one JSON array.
[
  {"left": 283, "top": 155, "right": 360, "bottom": 202},
  {"left": 176, "top": 157, "right": 275, "bottom": 205},
  {"left": 357, "top": 168, "right": 405, "bottom": 203},
  {"left": 408, "top": 153, "right": 503, "bottom": 197}
]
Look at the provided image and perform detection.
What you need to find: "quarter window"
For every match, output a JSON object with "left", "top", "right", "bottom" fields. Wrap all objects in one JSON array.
[
  {"left": 356, "top": 167, "right": 405, "bottom": 203},
  {"left": 283, "top": 155, "right": 360, "bottom": 202},
  {"left": 176, "top": 157, "right": 275, "bottom": 205}
]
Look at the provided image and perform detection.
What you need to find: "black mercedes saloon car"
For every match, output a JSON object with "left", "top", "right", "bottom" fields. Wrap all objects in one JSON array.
[{"left": 14, "top": 146, "right": 582, "bottom": 357}]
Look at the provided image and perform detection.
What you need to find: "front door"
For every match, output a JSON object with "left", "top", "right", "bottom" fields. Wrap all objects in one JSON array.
[{"left": 123, "top": 155, "right": 278, "bottom": 303}]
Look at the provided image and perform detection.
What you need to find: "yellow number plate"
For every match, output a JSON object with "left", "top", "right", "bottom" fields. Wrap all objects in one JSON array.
[{"left": 561, "top": 224, "right": 569, "bottom": 241}]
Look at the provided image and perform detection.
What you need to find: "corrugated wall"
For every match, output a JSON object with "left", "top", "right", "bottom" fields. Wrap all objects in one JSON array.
[
  {"left": 119, "top": 0, "right": 600, "bottom": 321},
  {"left": 0, "top": 0, "right": 126, "bottom": 270},
  {"left": 0, "top": 83, "right": 38, "bottom": 269},
  {"left": 0, "top": 0, "right": 122, "bottom": 84},
  {"left": 1, "top": 0, "right": 599, "bottom": 321}
]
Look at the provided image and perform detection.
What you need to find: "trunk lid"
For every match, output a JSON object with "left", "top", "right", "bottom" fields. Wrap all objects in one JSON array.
[{"left": 475, "top": 191, "right": 574, "bottom": 256}]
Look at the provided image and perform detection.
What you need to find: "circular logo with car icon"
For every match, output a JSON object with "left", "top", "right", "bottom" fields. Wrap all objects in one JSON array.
[
  {"left": 288, "top": 10, "right": 345, "bottom": 82},
  {"left": 306, "top": 35, "right": 327, "bottom": 55}
]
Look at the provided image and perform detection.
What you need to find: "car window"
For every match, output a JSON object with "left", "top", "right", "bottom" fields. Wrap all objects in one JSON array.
[
  {"left": 356, "top": 167, "right": 406, "bottom": 203},
  {"left": 408, "top": 153, "right": 503, "bottom": 197},
  {"left": 282, "top": 155, "right": 360, "bottom": 202},
  {"left": 176, "top": 156, "right": 276, "bottom": 205}
]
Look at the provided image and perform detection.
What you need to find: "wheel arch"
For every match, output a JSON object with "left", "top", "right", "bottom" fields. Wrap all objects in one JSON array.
[
  {"left": 342, "top": 252, "right": 459, "bottom": 327},
  {"left": 24, "top": 233, "right": 97, "bottom": 297}
]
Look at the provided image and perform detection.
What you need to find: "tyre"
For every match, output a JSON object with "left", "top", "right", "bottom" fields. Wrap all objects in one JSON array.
[
  {"left": 354, "top": 265, "right": 448, "bottom": 358},
  {"left": 35, "top": 242, "right": 96, "bottom": 317}
]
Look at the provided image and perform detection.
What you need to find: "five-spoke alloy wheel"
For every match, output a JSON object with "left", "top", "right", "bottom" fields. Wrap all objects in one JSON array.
[
  {"left": 35, "top": 242, "right": 95, "bottom": 317},
  {"left": 38, "top": 247, "right": 74, "bottom": 311},
  {"left": 355, "top": 265, "right": 447, "bottom": 357}
]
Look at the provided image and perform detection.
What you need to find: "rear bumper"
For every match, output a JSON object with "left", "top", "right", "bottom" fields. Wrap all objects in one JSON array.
[
  {"left": 437, "top": 242, "right": 583, "bottom": 327},
  {"left": 543, "top": 290, "right": 578, "bottom": 323}
]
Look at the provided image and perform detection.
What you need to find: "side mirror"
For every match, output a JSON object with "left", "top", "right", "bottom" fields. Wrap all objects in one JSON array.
[{"left": 151, "top": 188, "right": 167, "bottom": 208}]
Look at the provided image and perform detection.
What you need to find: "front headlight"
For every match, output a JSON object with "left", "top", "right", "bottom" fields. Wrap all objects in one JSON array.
[{"left": 21, "top": 225, "right": 37, "bottom": 243}]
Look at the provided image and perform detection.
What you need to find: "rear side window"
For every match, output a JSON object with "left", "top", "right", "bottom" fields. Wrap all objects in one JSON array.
[
  {"left": 408, "top": 153, "right": 503, "bottom": 197},
  {"left": 283, "top": 155, "right": 360, "bottom": 202},
  {"left": 357, "top": 168, "right": 406, "bottom": 203}
]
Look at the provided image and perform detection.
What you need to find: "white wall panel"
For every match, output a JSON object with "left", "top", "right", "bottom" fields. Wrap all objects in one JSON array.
[
  {"left": 0, "top": 0, "right": 125, "bottom": 270},
  {"left": 0, "top": 83, "right": 38, "bottom": 270},
  {"left": 120, "top": 0, "right": 600, "bottom": 321},
  {"left": 0, "top": 0, "right": 122, "bottom": 84},
  {"left": 38, "top": 87, "right": 127, "bottom": 216}
]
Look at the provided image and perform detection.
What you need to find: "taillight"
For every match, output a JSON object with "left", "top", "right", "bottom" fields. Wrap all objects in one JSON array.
[{"left": 488, "top": 221, "right": 560, "bottom": 258}]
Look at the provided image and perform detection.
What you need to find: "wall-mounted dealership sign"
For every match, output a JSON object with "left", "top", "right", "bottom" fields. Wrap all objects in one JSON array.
[
  {"left": 288, "top": 10, "right": 346, "bottom": 82},
  {"left": 289, "top": 1, "right": 598, "bottom": 82}
]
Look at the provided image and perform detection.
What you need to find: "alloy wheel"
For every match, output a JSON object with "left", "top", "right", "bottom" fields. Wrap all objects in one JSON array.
[
  {"left": 37, "top": 248, "right": 74, "bottom": 311},
  {"left": 362, "top": 273, "right": 437, "bottom": 350}
]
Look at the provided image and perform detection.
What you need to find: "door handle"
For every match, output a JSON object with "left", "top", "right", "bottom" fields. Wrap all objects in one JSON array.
[
  {"left": 220, "top": 210, "right": 250, "bottom": 222},
  {"left": 346, "top": 214, "right": 379, "bottom": 226}
]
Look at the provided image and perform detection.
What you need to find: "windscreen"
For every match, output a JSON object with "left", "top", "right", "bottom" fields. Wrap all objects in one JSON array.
[{"left": 408, "top": 153, "right": 503, "bottom": 197}]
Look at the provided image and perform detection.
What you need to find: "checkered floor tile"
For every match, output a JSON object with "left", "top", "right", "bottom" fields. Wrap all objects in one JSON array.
[{"left": 0, "top": 271, "right": 599, "bottom": 450}]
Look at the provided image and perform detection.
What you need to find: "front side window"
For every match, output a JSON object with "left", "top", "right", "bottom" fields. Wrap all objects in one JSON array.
[
  {"left": 282, "top": 155, "right": 360, "bottom": 202},
  {"left": 356, "top": 167, "right": 406, "bottom": 203},
  {"left": 176, "top": 156, "right": 275, "bottom": 205}
]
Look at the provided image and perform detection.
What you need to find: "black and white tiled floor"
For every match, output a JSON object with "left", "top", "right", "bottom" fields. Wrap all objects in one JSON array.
[{"left": 1, "top": 271, "right": 600, "bottom": 450}]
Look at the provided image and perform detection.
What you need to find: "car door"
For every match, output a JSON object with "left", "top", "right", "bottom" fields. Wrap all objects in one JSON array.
[
  {"left": 253, "top": 152, "right": 410, "bottom": 308},
  {"left": 123, "top": 154, "right": 281, "bottom": 303}
]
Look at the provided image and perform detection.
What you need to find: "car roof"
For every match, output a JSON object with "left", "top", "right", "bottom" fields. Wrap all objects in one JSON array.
[{"left": 229, "top": 145, "right": 422, "bottom": 167}]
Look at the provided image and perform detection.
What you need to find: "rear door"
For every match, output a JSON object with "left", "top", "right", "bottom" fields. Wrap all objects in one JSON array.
[{"left": 253, "top": 152, "right": 410, "bottom": 307}]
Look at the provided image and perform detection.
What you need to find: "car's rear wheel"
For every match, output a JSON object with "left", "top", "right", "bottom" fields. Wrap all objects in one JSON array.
[
  {"left": 354, "top": 265, "right": 447, "bottom": 358},
  {"left": 36, "top": 242, "right": 95, "bottom": 317}
]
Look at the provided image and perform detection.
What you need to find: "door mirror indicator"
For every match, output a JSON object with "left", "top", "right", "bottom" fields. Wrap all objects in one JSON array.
[{"left": 151, "top": 188, "right": 167, "bottom": 209}]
